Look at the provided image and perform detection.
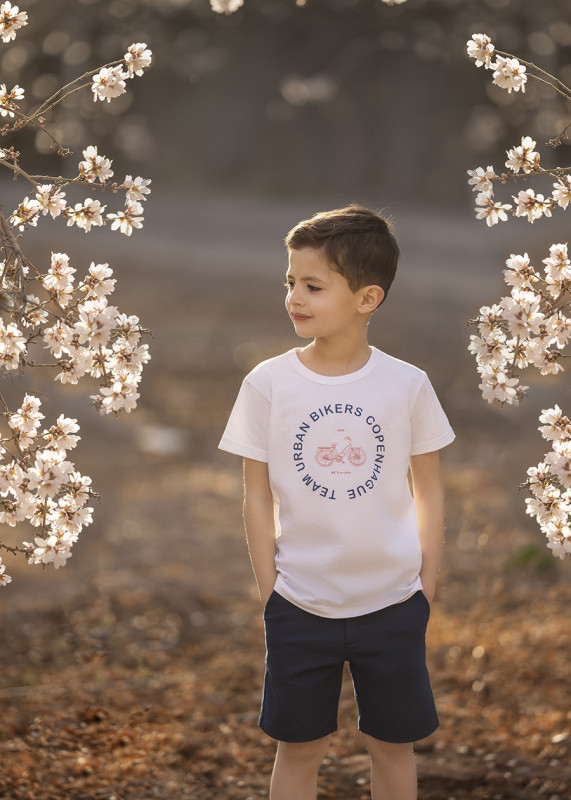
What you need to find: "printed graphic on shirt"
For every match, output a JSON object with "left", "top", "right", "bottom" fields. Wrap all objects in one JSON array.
[
  {"left": 315, "top": 436, "right": 367, "bottom": 468},
  {"left": 292, "top": 402, "right": 386, "bottom": 501}
]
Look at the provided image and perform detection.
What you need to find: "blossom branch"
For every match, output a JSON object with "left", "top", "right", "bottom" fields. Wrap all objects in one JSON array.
[{"left": 0, "top": 8, "right": 153, "bottom": 585}]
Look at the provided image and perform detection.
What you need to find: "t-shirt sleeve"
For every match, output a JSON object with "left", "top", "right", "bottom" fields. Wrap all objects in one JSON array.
[
  {"left": 410, "top": 374, "right": 455, "bottom": 456},
  {"left": 218, "top": 376, "right": 270, "bottom": 462}
]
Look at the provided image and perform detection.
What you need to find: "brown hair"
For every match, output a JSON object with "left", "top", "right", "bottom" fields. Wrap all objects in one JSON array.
[{"left": 284, "top": 204, "right": 400, "bottom": 301}]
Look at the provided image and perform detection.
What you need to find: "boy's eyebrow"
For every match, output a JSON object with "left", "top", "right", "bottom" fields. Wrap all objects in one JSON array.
[{"left": 285, "top": 274, "right": 326, "bottom": 284}]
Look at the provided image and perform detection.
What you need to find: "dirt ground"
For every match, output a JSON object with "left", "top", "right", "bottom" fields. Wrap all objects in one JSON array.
[{"left": 0, "top": 193, "right": 570, "bottom": 799}]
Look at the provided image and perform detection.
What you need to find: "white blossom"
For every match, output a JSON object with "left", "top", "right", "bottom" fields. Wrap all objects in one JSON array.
[
  {"left": 545, "top": 313, "right": 571, "bottom": 349},
  {"left": 27, "top": 449, "right": 73, "bottom": 498},
  {"left": 0, "top": 82, "right": 24, "bottom": 117},
  {"left": 42, "top": 256, "right": 75, "bottom": 308},
  {"left": 475, "top": 191, "right": 512, "bottom": 226},
  {"left": 8, "top": 394, "right": 44, "bottom": 446},
  {"left": 0, "top": 557, "right": 12, "bottom": 587},
  {"left": 545, "top": 440, "right": 571, "bottom": 489},
  {"left": 65, "top": 472, "right": 92, "bottom": 508},
  {"left": 525, "top": 485, "right": 570, "bottom": 525},
  {"left": 492, "top": 55, "right": 527, "bottom": 93},
  {"left": 468, "top": 331, "right": 510, "bottom": 367},
  {"left": 466, "top": 33, "right": 495, "bottom": 68},
  {"left": 0, "top": 318, "right": 27, "bottom": 369},
  {"left": 94, "top": 376, "right": 140, "bottom": 414},
  {"left": 78, "top": 145, "right": 114, "bottom": 183},
  {"left": 528, "top": 343, "right": 563, "bottom": 376},
  {"left": 28, "top": 534, "right": 73, "bottom": 568},
  {"left": 43, "top": 321, "right": 74, "bottom": 359},
  {"left": 542, "top": 521, "right": 571, "bottom": 558},
  {"left": 109, "top": 341, "right": 151, "bottom": 377},
  {"left": 503, "top": 253, "right": 538, "bottom": 290},
  {"left": 74, "top": 298, "right": 118, "bottom": 348},
  {"left": 80, "top": 262, "right": 116, "bottom": 299},
  {"left": 50, "top": 496, "right": 93, "bottom": 536},
  {"left": 115, "top": 313, "right": 142, "bottom": 346},
  {"left": 526, "top": 462, "right": 554, "bottom": 497},
  {"left": 478, "top": 363, "right": 523, "bottom": 405},
  {"left": 467, "top": 166, "right": 497, "bottom": 193},
  {"left": 91, "top": 65, "right": 127, "bottom": 103},
  {"left": 500, "top": 288, "right": 544, "bottom": 338},
  {"left": 0, "top": 460, "right": 24, "bottom": 495},
  {"left": 538, "top": 406, "right": 571, "bottom": 442},
  {"left": 106, "top": 201, "right": 144, "bottom": 236},
  {"left": 505, "top": 137, "right": 540, "bottom": 174},
  {"left": 124, "top": 43, "right": 152, "bottom": 77},
  {"left": 42, "top": 415, "right": 80, "bottom": 451},
  {"left": 552, "top": 176, "right": 571, "bottom": 210},
  {"left": 35, "top": 184, "right": 67, "bottom": 219},
  {"left": 513, "top": 189, "right": 552, "bottom": 223},
  {"left": 10, "top": 195, "right": 40, "bottom": 230},
  {"left": 543, "top": 243, "right": 571, "bottom": 283},
  {"left": 65, "top": 198, "right": 106, "bottom": 232},
  {"left": 0, "top": 1, "right": 28, "bottom": 42},
  {"left": 54, "top": 351, "right": 92, "bottom": 385},
  {"left": 122, "top": 175, "right": 151, "bottom": 204}
]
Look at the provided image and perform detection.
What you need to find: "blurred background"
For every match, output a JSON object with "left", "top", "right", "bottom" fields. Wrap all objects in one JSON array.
[{"left": 1, "top": 2, "right": 571, "bottom": 798}]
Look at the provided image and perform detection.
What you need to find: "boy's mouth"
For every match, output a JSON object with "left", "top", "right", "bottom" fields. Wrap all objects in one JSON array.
[{"left": 291, "top": 313, "right": 311, "bottom": 321}]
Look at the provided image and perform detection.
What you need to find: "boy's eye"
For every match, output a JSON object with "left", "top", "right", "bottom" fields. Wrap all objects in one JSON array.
[
  {"left": 307, "top": 284, "right": 321, "bottom": 292},
  {"left": 284, "top": 281, "right": 294, "bottom": 290}
]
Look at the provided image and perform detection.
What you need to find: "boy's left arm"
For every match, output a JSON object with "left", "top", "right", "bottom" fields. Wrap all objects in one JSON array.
[{"left": 410, "top": 450, "right": 445, "bottom": 605}]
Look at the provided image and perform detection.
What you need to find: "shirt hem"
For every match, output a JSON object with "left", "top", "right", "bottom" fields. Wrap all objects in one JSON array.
[{"left": 273, "top": 575, "right": 423, "bottom": 619}]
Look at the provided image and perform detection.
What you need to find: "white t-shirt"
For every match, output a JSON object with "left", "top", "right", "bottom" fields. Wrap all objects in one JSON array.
[{"left": 219, "top": 347, "right": 455, "bottom": 618}]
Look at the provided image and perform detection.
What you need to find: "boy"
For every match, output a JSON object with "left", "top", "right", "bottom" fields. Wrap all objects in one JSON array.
[{"left": 219, "top": 205, "right": 454, "bottom": 800}]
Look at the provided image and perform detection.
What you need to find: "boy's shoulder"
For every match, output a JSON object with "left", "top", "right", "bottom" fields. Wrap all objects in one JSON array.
[
  {"left": 374, "top": 348, "right": 428, "bottom": 382},
  {"left": 244, "top": 349, "right": 295, "bottom": 380}
]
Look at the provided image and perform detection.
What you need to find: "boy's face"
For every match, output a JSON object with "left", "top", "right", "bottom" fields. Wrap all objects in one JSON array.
[{"left": 285, "top": 247, "right": 377, "bottom": 340}]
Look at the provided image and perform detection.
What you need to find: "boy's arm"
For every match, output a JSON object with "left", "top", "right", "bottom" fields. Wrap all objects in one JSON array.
[
  {"left": 243, "top": 457, "right": 278, "bottom": 607},
  {"left": 410, "top": 450, "right": 445, "bottom": 605}
]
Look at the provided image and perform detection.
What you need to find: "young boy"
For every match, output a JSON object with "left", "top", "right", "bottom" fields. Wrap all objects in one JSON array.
[{"left": 219, "top": 205, "right": 454, "bottom": 800}]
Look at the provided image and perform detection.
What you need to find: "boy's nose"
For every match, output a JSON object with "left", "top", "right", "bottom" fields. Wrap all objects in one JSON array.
[{"left": 289, "top": 286, "right": 303, "bottom": 305}]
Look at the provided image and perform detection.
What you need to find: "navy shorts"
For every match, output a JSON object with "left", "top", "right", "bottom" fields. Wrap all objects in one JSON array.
[{"left": 260, "top": 590, "right": 438, "bottom": 744}]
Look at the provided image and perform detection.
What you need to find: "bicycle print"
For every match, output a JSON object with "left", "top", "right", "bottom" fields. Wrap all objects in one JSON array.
[{"left": 315, "top": 436, "right": 367, "bottom": 468}]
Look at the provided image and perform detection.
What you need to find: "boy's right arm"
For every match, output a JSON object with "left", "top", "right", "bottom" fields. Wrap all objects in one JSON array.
[{"left": 242, "top": 457, "right": 278, "bottom": 608}]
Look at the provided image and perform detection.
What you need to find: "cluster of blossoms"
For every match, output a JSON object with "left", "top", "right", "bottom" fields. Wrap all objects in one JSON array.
[
  {"left": 0, "top": 1, "right": 26, "bottom": 42},
  {"left": 0, "top": 8, "right": 153, "bottom": 583},
  {"left": 469, "top": 243, "right": 571, "bottom": 405},
  {"left": 525, "top": 406, "right": 571, "bottom": 558},
  {"left": 91, "top": 42, "right": 152, "bottom": 102},
  {"left": 467, "top": 138, "right": 571, "bottom": 227},
  {"left": 8, "top": 145, "right": 151, "bottom": 237},
  {"left": 467, "top": 33, "right": 527, "bottom": 92},
  {"left": 0, "top": 393, "right": 95, "bottom": 571},
  {"left": 466, "top": 34, "right": 571, "bottom": 227},
  {"left": 3, "top": 42, "right": 153, "bottom": 238},
  {"left": 1, "top": 252, "right": 151, "bottom": 414}
]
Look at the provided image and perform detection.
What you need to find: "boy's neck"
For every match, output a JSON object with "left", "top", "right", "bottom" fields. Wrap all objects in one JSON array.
[{"left": 297, "top": 336, "right": 373, "bottom": 377}]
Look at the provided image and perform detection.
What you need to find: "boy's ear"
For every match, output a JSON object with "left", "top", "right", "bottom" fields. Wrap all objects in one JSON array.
[{"left": 358, "top": 285, "right": 385, "bottom": 314}]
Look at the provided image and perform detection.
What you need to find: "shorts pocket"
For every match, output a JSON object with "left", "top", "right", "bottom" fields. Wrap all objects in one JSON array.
[
  {"left": 418, "top": 590, "right": 431, "bottom": 619},
  {"left": 263, "top": 590, "right": 279, "bottom": 617}
]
